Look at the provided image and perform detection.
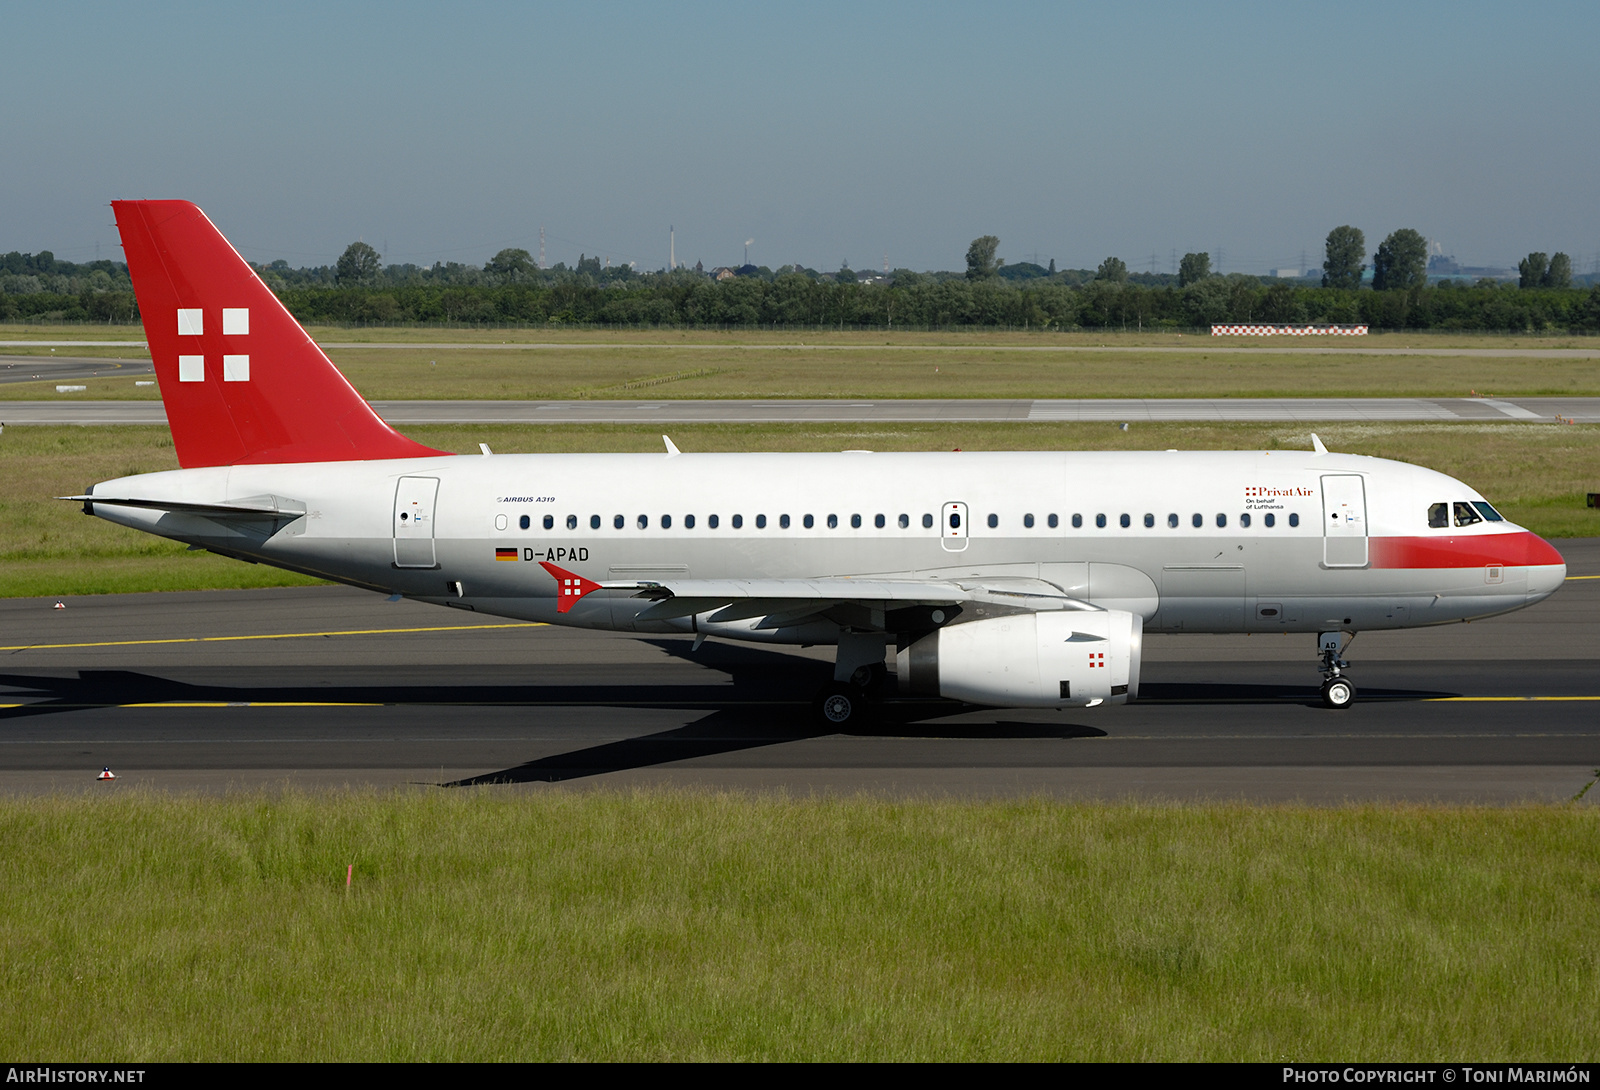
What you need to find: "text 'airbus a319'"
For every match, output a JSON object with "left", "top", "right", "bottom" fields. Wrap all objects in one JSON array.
[{"left": 71, "top": 200, "right": 1566, "bottom": 724}]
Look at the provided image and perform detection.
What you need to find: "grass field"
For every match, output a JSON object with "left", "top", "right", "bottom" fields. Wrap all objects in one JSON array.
[
  {"left": 4, "top": 421, "right": 1596, "bottom": 598},
  {"left": 5, "top": 325, "right": 1600, "bottom": 401},
  {"left": 7, "top": 322, "right": 1600, "bottom": 349},
  {"left": 2, "top": 790, "right": 1596, "bottom": 1061}
]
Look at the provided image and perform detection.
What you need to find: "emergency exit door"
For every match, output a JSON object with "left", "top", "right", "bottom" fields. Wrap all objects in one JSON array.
[
  {"left": 394, "top": 476, "right": 439, "bottom": 568},
  {"left": 941, "top": 501, "right": 968, "bottom": 552},
  {"left": 1321, "top": 474, "right": 1368, "bottom": 568}
]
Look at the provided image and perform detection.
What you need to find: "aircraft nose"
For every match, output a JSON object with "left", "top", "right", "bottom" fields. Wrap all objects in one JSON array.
[{"left": 1525, "top": 534, "right": 1566, "bottom": 604}]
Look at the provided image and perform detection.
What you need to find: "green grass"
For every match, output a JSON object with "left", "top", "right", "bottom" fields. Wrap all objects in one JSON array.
[
  {"left": 1, "top": 790, "right": 1595, "bottom": 1060},
  {"left": 4, "top": 422, "right": 1596, "bottom": 598},
  {"left": 6, "top": 324, "right": 1600, "bottom": 400}
]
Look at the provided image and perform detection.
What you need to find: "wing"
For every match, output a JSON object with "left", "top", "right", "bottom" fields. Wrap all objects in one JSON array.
[{"left": 538, "top": 561, "right": 1098, "bottom": 628}]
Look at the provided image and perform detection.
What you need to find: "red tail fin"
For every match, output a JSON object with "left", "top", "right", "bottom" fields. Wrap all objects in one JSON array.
[{"left": 112, "top": 200, "right": 448, "bottom": 468}]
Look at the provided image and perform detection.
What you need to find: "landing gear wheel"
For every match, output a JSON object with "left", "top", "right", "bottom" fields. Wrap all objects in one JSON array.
[
  {"left": 815, "top": 682, "right": 867, "bottom": 727},
  {"left": 1321, "top": 677, "right": 1356, "bottom": 710}
]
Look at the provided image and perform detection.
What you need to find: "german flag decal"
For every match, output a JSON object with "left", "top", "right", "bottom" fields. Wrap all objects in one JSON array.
[{"left": 495, "top": 547, "right": 518, "bottom": 562}]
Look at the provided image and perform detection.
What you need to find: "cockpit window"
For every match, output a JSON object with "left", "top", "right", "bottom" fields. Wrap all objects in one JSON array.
[
  {"left": 1453, "top": 501, "right": 1483, "bottom": 527},
  {"left": 1471, "top": 501, "right": 1505, "bottom": 522},
  {"left": 1427, "top": 503, "right": 1449, "bottom": 529}
]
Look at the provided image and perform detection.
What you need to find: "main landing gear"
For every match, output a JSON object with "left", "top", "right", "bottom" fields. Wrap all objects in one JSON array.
[
  {"left": 812, "top": 630, "right": 889, "bottom": 727},
  {"left": 1317, "top": 630, "right": 1357, "bottom": 709}
]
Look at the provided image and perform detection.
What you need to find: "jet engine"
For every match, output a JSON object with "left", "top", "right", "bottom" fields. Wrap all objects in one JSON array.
[{"left": 896, "top": 609, "right": 1142, "bottom": 707}]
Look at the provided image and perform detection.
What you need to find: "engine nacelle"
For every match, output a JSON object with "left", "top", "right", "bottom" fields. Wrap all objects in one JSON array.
[{"left": 897, "top": 609, "right": 1142, "bottom": 708}]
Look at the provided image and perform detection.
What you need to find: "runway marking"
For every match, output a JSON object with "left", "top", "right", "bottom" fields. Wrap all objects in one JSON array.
[
  {"left": 120, "top": 701, "right": 382, "bottom": 708},
  {"left": 0, "top": 621, "right": 547, "bottom": 653},
  {"left": 1565, "top": 574, "right": 1600, "bottom": 580},
  {"left": 1426, "top": 696, "right": 1600, "bottom": 702}
]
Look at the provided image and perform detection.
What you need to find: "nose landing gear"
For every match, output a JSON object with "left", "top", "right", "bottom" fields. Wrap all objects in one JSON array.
[{"left": 1318, "top": 630, "right": 1357, "bottom": 709}]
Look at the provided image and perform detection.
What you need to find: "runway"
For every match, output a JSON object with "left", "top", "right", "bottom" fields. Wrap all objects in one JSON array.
[
  {"left": 2, "top": 541, "right": 1596, "bottom": 803},
  {"left": 0, "top": 355, "right": 153, "bottom": 385},
  {"left": 5, "top": 395, "right": 1598, "bottom": 425}
]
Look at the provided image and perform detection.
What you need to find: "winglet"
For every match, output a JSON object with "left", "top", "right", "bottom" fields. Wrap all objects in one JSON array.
[
  {"left": 540, "top": 561, "right": 604, "bottom": 613},
  {"left": 663, "top": 435, "right": 681, "bottom": 457},
  {"left": 1310, "top": 433, "right": 1329, "bottom": 455}
]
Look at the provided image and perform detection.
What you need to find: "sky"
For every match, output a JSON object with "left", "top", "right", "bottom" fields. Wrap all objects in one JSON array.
[{"left": 4, "top": 1, "right": 1598, "bottom": 276}]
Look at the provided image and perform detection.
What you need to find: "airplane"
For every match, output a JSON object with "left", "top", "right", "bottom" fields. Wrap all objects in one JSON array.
[{"left": 70, "top": 200, "right": 1567, "bottom": 725}]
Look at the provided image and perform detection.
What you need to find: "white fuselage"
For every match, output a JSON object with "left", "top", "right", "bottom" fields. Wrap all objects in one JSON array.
[{"left": 87, "top": 448, "right": 1565, "bottom": 640}]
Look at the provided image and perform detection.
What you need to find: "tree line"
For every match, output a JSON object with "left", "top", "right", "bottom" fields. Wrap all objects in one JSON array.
[{"left": 4, "top": 230, "right": 1598, "bottom": 331}]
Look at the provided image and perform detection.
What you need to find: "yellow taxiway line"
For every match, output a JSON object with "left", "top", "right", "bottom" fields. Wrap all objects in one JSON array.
[{"left": 0, "top": 621, "right": 547, "bottom": 653}]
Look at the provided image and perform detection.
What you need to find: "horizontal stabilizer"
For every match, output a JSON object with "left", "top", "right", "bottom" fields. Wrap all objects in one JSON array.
[{"left": 62, "top": 494, "right": 306, "bottom": 520}]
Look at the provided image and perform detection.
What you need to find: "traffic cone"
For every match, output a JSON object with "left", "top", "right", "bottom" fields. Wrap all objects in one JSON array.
[
  {"left": 54, "top": 601, "right": 65, "bottom": 610},
  {"left": 97, "top": 767, "right": 116, "bottom": 780}
]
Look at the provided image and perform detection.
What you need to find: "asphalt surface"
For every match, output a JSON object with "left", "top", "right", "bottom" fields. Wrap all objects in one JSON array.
[
  {"left": 0, "top": 355, "right": 153, "bottom": 385},
  {"left": 2, "top": 540, "right": 1596, "bottom": 802},
  {"left": 5, "top": 395, "right": 1599, "bottom": 426}
]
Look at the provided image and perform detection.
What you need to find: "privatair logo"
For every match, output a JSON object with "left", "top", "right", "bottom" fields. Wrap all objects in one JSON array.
[{"left": 1088, "top": 652, "right": 1105, "bottom": 668}]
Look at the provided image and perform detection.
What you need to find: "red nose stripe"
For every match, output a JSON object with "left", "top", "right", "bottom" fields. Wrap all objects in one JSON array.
[{"left": 1370, "top": 532, "right": 1565, "bottom": 570}]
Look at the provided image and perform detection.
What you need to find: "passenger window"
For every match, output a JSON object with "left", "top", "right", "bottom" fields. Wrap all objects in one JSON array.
[
  {"left": 685, "top": 514, "right": 696, "bottom": 529},
  {"left": 637, "top": 515, "right": 648, "bottom": 529},
  {"left": 1072, "top": 514, "right": 1083, "bottom": 529},
  {"left": 709, "top": 514, "right": 720, "bottom": 529},
  {"left": 804, "top": 514, "right": 815, "bottom": 529},
  {"left": 828, "top": 514, "right": 839, "bottom": 529},
  {"left": 1428, "top": 503, "right": 1449, "bottom": 529},
  {"left": 1048, "top": 514, "right": 1059, "bottom": 528},
  {"left": 1216, "top": 513, "right": 1227, "bottom": 528},
  {"left": 1144, "top": 513, "right": 1154, "bottom": 528},
  {"left": 590, "top": 515, "right": 601, "bottom": 530},
  {"left": 1265, "top": 513, "right": 1275, "bottom": 528},
  {"left": 756, "top": 514, "right": 767, "bottom": 529},
  {"left": 516, "top": 514, "right": 529, "bottom": 530},
  {"left": 1095, "top": 514, "right": 1107, "bottom": 528},
  {"left": 1119, "top": 514, "right": 1131, "bottom": 528},
  {"left": 948, "top": 512, "right": 960, "bottom": 529},
  {"left": 780, "top": 514, "right": 791, "bottom": 529},
  {"left": 1168, "top": 513, "right": 1178, "bottom": 528},
  {"left": 851, "top": 514, "right": 862, "bottom": 529},
  {"left": 567, "top": 515, "right": 577, "bottom": 531},
  {"left": 732, "top": 514, "right": 744, "bottom": 529},
  {"left": 1288, "top": 513, "right": 1299, "bottom": 527},
  {"left": 874, "top": 514, "right": 885, "bottom": 529},
  {"left": 1240, "top": 513, "right": 1251, "bottom": 528},
  {"left": 986, "top": 513, "right": 998, "bottom": 529},
  {"left": 898, "top": 513, "right": 909, "bottom": 528},
  {"left": 1024, "top": 513, "right": 1034, "bottom": 528},
  {"left": 541, "top": 515, "right": 552, "bottom": 531},
  {"left": 662, "top": 514, "right": 672, "bottom": 529},
  {"left": 1453, "top": 502, "right": 1482, "bottom": 527},
  {"left": 1191, "top": 513, "right": 1202, "bottom": 528},
  {"left": 922, "top": 513, "right": 934, "bottom": 529},
  {"left": 1472, "top": 501, "right": 1505, "bottom": 522}
]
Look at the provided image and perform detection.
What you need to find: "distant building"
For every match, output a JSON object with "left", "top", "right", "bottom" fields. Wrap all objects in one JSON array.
[
  {"left": 710, "top": 267, "right": 736, "bottom": 281},
  {"left": 1270, "top": 268, "right": 1303, "bottom": 279}
]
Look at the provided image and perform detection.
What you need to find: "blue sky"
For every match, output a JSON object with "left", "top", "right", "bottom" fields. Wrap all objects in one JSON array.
[{"left": 4, "top": 1, "right": 1597, "bottom": 275}]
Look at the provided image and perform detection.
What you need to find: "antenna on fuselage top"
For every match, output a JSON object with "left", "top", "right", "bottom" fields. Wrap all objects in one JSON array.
[
  {"left": 663, "top": 435, "right": 681, "bottom": 457},
  {"left": 1310, "top": 433, "right": 1329, "bottom": 455}
]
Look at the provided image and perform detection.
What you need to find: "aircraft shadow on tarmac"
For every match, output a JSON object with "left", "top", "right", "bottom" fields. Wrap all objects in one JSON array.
[{"left": 0, "top": 634, "right": 1459, "bottom": 785}]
